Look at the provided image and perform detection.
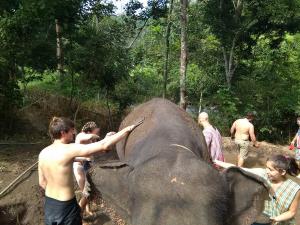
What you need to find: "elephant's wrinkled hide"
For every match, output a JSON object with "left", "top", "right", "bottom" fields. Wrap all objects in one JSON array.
[{"left": 91, "top": 98, "right": 268, "bottom": 225}]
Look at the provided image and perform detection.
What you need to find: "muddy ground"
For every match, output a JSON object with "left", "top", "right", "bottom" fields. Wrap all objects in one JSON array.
[{"left": 0, "top": 138, "right": 299, "bottom": 225}]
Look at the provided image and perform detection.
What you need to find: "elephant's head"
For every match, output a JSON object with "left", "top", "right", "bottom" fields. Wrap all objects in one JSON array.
[
  {"left": 90, "top": 156, "right": 270, "bottom": 225},
  {"left": 222, "top": 167, "right": 270, "bottom": 225}
]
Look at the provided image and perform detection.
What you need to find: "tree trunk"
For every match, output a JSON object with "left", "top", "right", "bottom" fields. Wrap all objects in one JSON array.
[
  {"left": 128, "top": 18, "right": 149, "bottom": 49},
  {"left": 163, "top": 0, "right": 174, "bottom": 99},
  {"left": 198, "top": 91, "right": 203, "bottom": 114},
  {"left": 69, "top": 70, "right": 75, "bottom": 108},
  {"left": 222, "top": 35, "right": 237, "bottom": 88},
  {"left": 73, "top": 103, "right": 80, "bottom": 125},
  {"left": 221, "top": 0, "right": 245, "bottom": 88},
  {"left": 55, "top": 19, "right": 64, "bottom": 76},
  {"left": 179, "top": 0, "right": 188, "bottom": 110}
]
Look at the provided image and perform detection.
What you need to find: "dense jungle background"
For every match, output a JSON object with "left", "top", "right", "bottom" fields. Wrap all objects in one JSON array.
[{"left": 1, "top": 0, "right": 300, "bottom": 143}]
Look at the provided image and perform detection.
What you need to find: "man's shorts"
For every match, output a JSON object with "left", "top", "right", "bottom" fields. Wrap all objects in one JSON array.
[
  {"left": 83, "top": 161, "right": 91, "bottom": 171},
  {"left": 234, "top": 139, "right": 249, "bottom": 159},
  {"left": 45, "top": 196, "right": 82, "bottom": 225}
]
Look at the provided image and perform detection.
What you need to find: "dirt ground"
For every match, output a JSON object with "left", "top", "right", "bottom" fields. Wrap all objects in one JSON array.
[{"left": 0, "top": 139, "right": 299, "bottom": 225}]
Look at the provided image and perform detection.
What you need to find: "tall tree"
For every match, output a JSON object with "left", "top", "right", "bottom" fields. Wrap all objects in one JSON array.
[
  {"left": 55, "top": 19, "right": 64, "bottom": 75},
  {"left": 179, "top": 0, "right": 188, "bottom": 109},
  {"left": 44, "top": 0, "right": 85, "bottom": 80},
  {"left": 203, "top": 0, "right": 300, "bottom": 88},
  {"left": 162, "top": 0, "right": 174, "bottom": 99},
  {"left": 125, "top": 0, "right": 168, "bottom": 48}
]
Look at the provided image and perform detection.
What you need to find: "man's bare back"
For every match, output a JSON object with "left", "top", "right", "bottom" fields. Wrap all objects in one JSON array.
[
  {"left": 230, "top": 113, "right": 259, "bottom": 167},
  {"left": 232, "top": 118, "right": 253, "bottom": 141},
  {"left": 39, "top": 143, "right": 79, "bottom": 201}
]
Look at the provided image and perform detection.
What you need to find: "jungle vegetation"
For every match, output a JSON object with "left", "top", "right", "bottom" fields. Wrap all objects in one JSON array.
[{"left": 1, "top": 0, "right": 300, "bottom": 142}]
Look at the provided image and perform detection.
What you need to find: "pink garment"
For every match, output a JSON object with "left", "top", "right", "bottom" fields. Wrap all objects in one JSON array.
[{"left": 202, "top": 126, "right": 225, "bottom": 162}]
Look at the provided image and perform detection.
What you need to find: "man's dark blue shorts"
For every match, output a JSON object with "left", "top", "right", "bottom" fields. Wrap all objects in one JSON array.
[{"left": 44, "top": 196, "right": 82, "bottom": 225}]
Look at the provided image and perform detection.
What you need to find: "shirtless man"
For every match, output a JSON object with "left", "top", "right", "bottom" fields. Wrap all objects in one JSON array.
[
  {"left": 38, "top": 117, "right": 137, "bottom": 225},
  {"left": 230, "top": 112, "right": 259, "bottom": 167}
]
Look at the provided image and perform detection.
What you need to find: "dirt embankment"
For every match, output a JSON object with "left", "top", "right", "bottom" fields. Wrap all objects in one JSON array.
[
  {"left": 0, "top": 144, "right": 44, "bottom": 225},
  {"left": 0, "top": 90, "right": 126, "bottom": 224},
  {"left": 0, "top": 139, "right": 299, "bottom": 225},
  {"left": 222, "top": 137, "right": 298, "bottom": 167},
  {"left": 3, "top": 89, "right": 123, "bottom": 141}
]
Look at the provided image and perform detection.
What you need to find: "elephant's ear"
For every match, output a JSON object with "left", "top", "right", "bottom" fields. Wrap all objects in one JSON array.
[{"left": 223, "top": 167, "right": 270, "bottom": 225}]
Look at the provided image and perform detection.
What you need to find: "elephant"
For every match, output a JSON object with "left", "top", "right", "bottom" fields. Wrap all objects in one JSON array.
[{"left": 90, "top": 98, "right": 269, "bottom": 225}]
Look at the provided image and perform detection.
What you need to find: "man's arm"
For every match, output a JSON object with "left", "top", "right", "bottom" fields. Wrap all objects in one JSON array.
[
  {"left": 214, "top": 160, "right": 266, "bottom": 178},
  {"left": 38, "top": 161, "right": 47, "bottom": 189},
  {"left": 105, "top": 132, "right": 116, "bottom": 137},
  {"left": 75, "top": 133, "right": 99, "bottom": 144},
  {"left": 74, "top": 157, "right": 92, "bottom": 162},
  {"left": 214, "top": 160, "right": 235, "bottom": 169},
  {"left": 69, "top": 125, "right": 136, "bottom": 158},
  {"left": 249, "top": 124, "right": 259, "bottom": 147}
]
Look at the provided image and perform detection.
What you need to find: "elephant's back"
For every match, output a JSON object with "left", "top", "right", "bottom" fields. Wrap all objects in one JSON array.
[{"left": 116, "top": 98, "right": 210, "bottom": 164}]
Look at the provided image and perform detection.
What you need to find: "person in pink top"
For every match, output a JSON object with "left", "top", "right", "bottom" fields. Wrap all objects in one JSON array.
[{"left": 198, "top": 112, "right": 224, "bottom": 162}]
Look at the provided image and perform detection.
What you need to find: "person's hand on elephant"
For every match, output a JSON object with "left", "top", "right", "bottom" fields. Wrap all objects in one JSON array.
[
  {"left": 127, "top": 125, "right": 137, "bottom": 132},
  {"left": 126, "top": 119, "right": 144, "bottom": 132}
]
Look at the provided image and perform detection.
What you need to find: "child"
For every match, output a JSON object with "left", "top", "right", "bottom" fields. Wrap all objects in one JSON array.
[
  {"left": 215, "top": 155, "right": 300, "bottom": 225},
  {"left": 73, "top": 121, "right": 100, "bottom": 216}
]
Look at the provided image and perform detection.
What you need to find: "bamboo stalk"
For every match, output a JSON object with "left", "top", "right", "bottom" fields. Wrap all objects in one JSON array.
[{"left": 0, "top": 161, "right": 38, "bottom": 198}]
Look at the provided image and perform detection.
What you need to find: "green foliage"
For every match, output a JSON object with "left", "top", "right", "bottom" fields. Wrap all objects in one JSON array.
[
  {"left": 66, "top": 13, "right": 131, "bottom": 91},
  {"left": 1, "top": 0, "right": 300, "bottom": 144},
  {"left": 125, "top": 0, "right": 167, "bottom": 20},
  {"left": 113, "top": 64, "right": 163, "bottom": 109},
  {"left": 0, "top": 77, "right": 22, "bottom": 134},
  {"left": 203, "top": 0, "right": 300, "bottom": 47},
  {"left": 232, "top": 33, "right": 300, "bottom": 142},
  {"left": 209, "top": 87, "right": 241, "bottom": 135}
]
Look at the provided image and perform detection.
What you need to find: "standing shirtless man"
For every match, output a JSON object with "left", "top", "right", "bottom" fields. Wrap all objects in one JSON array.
[
  {"left": 38, "top": 117, "right": 137, "bottom": 225},
  {"left": 230, "top": 112, "right": 259, "bottom": 167}
]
